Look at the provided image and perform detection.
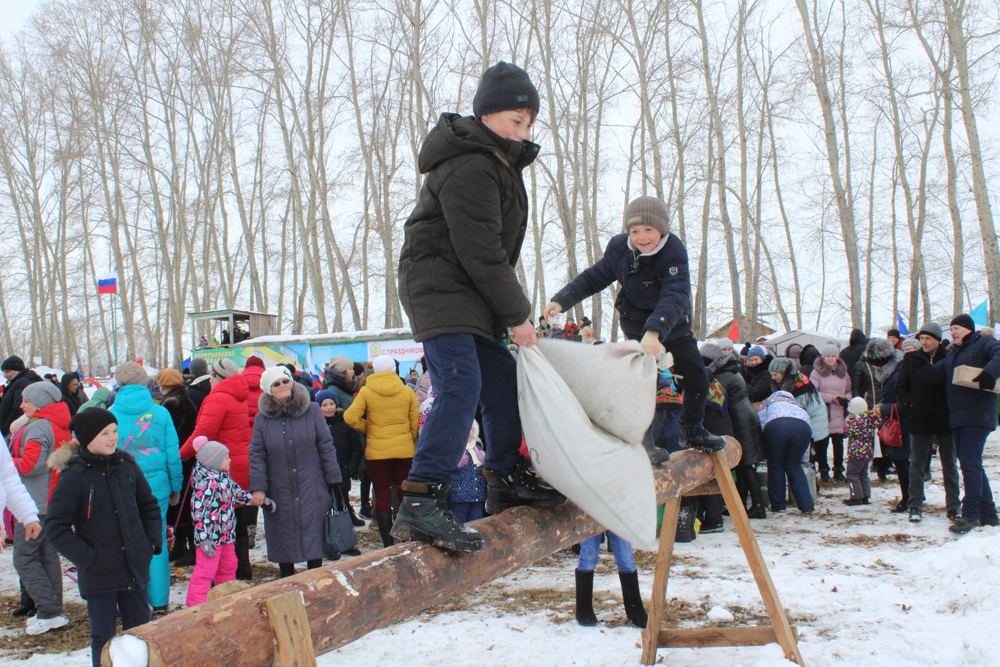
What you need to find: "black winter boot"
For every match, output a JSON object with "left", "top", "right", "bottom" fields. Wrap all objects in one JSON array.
[
  {"left": 619, "top": 571, "right": 649, "bottom": 629},
  {"left": 641, "top": 429, "right": 671, "bottom": 465},
  {"left": 375, "top": 511, "right": 395, "bottom": 549},
  {"left": 683, "top": 423, "right": 726, "bottom": 452},
  {"left": 348, "top": 503, "right": 366, "bottom": 528},
  {"left": 738, "top": 465, "right": 767, "bottom": 519},
  {"left": 390, "top": 481, "right": 484, "bottom": 553},
  {"left": 575, "top": 570, "right": 598, "bottom": 626},
  {"left": 484, "top": 459, "right": 566, "bottom": 514}
]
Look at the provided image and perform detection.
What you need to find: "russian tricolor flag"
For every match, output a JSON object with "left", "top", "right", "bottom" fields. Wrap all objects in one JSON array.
[{"left": 97, "top": 272, "right": 118, "bottom": 294}]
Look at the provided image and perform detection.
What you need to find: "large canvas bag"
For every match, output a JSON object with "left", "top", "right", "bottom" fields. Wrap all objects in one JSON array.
[
  {"left": 518, "top": 344, "right": 656, "bottom": 548},
  {"left": 535, "top": 339, "right": 656, "bottom": 444}
]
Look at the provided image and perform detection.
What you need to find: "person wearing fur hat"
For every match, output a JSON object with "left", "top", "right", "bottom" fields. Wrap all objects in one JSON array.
[
  {"left": 322, "top": 356, "right": 358, "bottom": 410},
  {"left": 109, "top": 362, "right": 182, "bottom": 612},
  {"left": 249, "top": 366, "right": 341, "bottom": 575},
  {"left": 871, "top": 339, "right": 911, "bottom": 512},
  {"left": 0, "top": 356, "right": 42, "bottom": 438},
  {"left": 810, "top": 342, "right": 851, "bottom": 483},
  {"left": 895, "top": 322, "right": 961, "bottom": 523},
  {"left": 186, "top": 437, "right": 274, "bottom": 607},
  {"left": 345, "top": 356, "right": 419, "bottom": 548},
  {"left": 851, "top": 339, "right": 897, "bottom": 481},
  {"left": 8, "top": 381, "right": 71, "bottom": 634},
  {"left": 179, "top": 358, "right": 255, "bottom": 579},
  {"left": 544, "top": 196, "right": 726, "bottom": 458},
  {"left": 45, "top": 408, "right": 162, "bottom": 666},
  {"left": 316, "top": 390, "right": 365, "bottom": 534},
  {"left": 917, "top": 315, "right": 1000, "bottom": 534}
]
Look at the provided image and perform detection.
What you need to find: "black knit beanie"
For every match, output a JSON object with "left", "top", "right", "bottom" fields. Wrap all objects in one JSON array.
[
  {"left": 70, "top": 408, "right": 118, "bottom": 449},
  {"left": 473, "top": 62, "right": 540, "bottom": 118},
  {"left": 1, "top": 355, "right": 25, "bottom": 372},
  {"left": 950, "top": 314, "right": 975, "bottom": 333}
]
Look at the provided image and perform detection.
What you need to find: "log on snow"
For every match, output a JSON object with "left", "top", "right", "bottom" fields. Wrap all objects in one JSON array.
[{"left": 104, "top": 438, "right": 741, "bottom": 667}]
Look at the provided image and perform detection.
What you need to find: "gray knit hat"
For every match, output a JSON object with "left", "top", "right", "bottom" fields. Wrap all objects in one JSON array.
[
  {"left": 212, "top": 358, "right": 239, "bottom": 379},
  {"left": 192, "top": 436, "right": 229, "bottom": 471},
  {"left": 189, "top": 357, "right": 209, "bottom": 378},
  {"left": 768, "top": 357, "right": 797, "bottom": 377},
  {"left": 623, "top": 196, "right": 669, "bottom": 236},
  {"left": 820, "top": 342, "right": 841, "bottom": 358},
  {"left": 917, "top": 321, "right": 942, "bottom": 342},
  {"left": 901, "top": 337, "right": 920, "bottom": 351},
  {"left": 116, "top": 361, "right": 148, "bottom": 387},
  {"left": 22, "top": 382, "right": 61, "bottom": 409}
]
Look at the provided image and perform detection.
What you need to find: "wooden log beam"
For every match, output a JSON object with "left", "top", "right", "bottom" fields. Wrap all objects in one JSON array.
[
  {"left": 103, "top": 438, "right": 742, "bottom": 667},
  {"left": 657, "top": 626, "right": 798, "bottom": 649}
]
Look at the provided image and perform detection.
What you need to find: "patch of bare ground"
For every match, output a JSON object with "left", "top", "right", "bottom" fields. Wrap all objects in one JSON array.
[{"left": 0, "top": 595, "right": 90, "bottom": 658}]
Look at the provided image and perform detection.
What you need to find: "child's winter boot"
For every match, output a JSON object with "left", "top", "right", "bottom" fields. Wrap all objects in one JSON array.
[
  {"left": 391, "top": 481, "right": 484, "bottom": 553},
  {"left": 575, "top": 570, "right": 598, "bottom": 626},
  {"left": 619, "top": 570, "right": 649, "bottom": 628}
]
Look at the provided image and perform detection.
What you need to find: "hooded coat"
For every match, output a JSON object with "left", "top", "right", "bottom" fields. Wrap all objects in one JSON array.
[
  {"left": 249, "top": 382, "right": 341, "bottom": 564},
  {"left": 810, "top": 357, "right": 852, "bottom": 434},
  {"left": 180, "top": 374, "right": 252, "bottom": 490},
  {"left": 0, "top": 369, "right": 41, "bottom": 437},
  {"left": 344, "top": 371, "right": 419, "bottom": 461},
  {"left": 798, "top": 345, "right": 821, "bottom": 381},
  {"left": 186, "top": 377, "right": 212, "bottom": 413},
  {"left": 78, "top": 387, "right": 112, "bottom": 412},
  {"left": 322, "top": 367, "right": 357, "bottom": 409},
  {"left": 840, "top": 329, "right": 869, "bottom": 374},
  {"left": 60, "top": 375, "right": 83, "bottom": 416},
  {"left": 9, "top": 401, "right": 72, "bottom": 513},
  {"left": 243, "top": 365, "right": 264, "bottom": 429},
  {"left": 706, "top": 354, "right": 764, "bottom": 466},
  {"left": 45, "top": 441, "right": 161, "bottom": 597},
  {"left": 918, "top": 331, "right": 1000, "bottom": 431},
  {"left": 398, "top": 114, "right": 538, "bottom": 342},
  {"left": 110, "top": 385, "right": 183, "bottom": 502}
]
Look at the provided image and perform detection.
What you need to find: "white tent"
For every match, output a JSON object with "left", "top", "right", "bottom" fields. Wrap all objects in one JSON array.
[{"left": 763, "top": 330, "right": 847, "bottom": 356}]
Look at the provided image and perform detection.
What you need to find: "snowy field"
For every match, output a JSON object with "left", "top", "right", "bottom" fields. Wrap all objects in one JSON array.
[{"left": 1, "top": 438, "right": 998, "bottom": 667}]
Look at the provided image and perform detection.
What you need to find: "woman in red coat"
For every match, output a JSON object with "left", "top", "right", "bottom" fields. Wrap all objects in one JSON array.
[
  {"left": 242, "top": 357, "right": 265, "bottom": 430},
  {"left": 180, "top": 359, "right": 254, "bottom": 579}
]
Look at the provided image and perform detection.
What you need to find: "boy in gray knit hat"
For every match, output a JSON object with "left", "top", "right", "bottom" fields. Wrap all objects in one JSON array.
[{"left": 545, "top": 196, "right": 725, "bottom": 454}]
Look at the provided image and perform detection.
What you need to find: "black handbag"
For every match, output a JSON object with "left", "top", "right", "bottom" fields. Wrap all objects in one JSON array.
[{"left": 323, "top": 486, "right": 358, "bottom": 557}]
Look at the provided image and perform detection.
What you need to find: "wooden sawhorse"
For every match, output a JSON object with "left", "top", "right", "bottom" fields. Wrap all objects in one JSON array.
[{"left": 640, "top": 451, "right": 805, "bottom": 665}]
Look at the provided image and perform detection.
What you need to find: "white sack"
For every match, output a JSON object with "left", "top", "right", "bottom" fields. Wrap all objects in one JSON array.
[
  {"left": 535, "top": 338, "right": 656, "bottom": 444},
  {"left": 517, "top": 345, "right": 656, "bottom": 548}
]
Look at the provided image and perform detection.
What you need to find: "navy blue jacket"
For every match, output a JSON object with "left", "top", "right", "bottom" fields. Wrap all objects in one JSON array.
[
  {"left": 551, "top": 233, "right": 692, "bottom": 342},
  {"left": 919, "top": 332, "right": 1000, "bottom": 431}
]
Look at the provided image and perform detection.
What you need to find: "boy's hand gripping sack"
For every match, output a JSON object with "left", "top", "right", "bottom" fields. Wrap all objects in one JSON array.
[{"left": 517, "top": 340, "right": 657, "bottom": 548}]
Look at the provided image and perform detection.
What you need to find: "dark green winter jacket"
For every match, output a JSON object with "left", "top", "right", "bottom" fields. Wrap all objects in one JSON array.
[{"left": 398, "top": 113, "right": 538, "bottom": 342}]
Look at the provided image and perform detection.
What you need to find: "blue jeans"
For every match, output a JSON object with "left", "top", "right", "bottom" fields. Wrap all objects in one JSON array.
[
  {"left": 408, "top": 334, "right": 522, "bottom": 485},
  {"left": 763, "top": 418, "right": 814, "bottom": 512},
  {"left": 952, "top": 426, "right": 998, "bottom": 522},
  {"left": 577, "top": 531, "right": 636, "bottom": 573}
]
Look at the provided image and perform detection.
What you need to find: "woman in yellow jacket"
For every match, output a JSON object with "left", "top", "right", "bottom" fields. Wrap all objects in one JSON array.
[{"left": 344, "top": 355, "right": 419, "bottom": 547}]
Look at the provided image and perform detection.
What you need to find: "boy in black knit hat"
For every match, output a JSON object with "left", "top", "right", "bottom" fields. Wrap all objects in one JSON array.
[
  {"left": 45, "top": 408, "right": 162, "bottom": 666},
  {"left": 394, "top": 62, "right": 563, "bottom": 554},
  {"left": 544, "top": 196, "right": 726, "bottom": 455}
]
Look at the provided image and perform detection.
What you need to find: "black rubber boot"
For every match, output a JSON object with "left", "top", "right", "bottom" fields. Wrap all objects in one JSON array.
[
  {"left": 375, "top": 511, "right": 395, "bottom": 549},
  {"left": 390, "top": 481, "right": 484, "bottom": 553},
  {"left": 348, "top": 503, "right": 366, "bottom": 528},
  {"left": 575, "top": 570, "right": 598, "bottom": 626},
  {"left": 683, "top": 423, "right": 726, "bottom": 452},
  {"left": 619, "top": 571, "right": 649, "bottom": 629},
  {"left": 484, "top": 459, "right": 566, "bottom": 515}
]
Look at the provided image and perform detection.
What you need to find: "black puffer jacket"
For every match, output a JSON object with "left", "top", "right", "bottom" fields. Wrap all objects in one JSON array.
[
  {"left": 840, "top": 329, "right": 868, "bottom": 374},
  {"left": 44, "top": 442, "right": 162, "bottom": 597},
  {"left": 325, "top": 411, "right": 364, "bottom": 480},
  {"left": 746, "top": 356, "right": 775, "bottom": 402},
  {"left": 707, "top": 355, "right": 764, "bottom": 466},
  {"left": 0, "top": 369, "right": 41, "bottom": 437},
  {"left": 551, "top": 233, "right": 692, "bottom": 343},
  {"left": 398, "top": 114, "right": 538, "bottom": 342},
  {"left": 187, "top": 377, "right": 212, "bottom": 413},
  {"left": 896, "top": 345, "right": 950, "bottom": 435}
]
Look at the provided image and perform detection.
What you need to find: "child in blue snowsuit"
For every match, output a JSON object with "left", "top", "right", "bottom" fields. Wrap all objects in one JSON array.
[
  {"left": 109, "top": 362, "right": 182, "bottom": 612},
  {"left": 545, "top": 197, "right": 724, "bottom": 454}
]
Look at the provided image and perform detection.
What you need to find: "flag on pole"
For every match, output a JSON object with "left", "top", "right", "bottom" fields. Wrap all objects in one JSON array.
[
  {"left": 971, "top": 300, "right": 989, "bottom": 329},
  {"left": 726, "top": 320, "right": 739, "bottom": 341},
  {"left": 896, "top": 313, "right": 909, "bottom": 336},
  {"left": 822, "top": 314, "right": 840, "bottom": 336},
  {"left": 97, "top": 272, "right": 118, "bottom": 294}
]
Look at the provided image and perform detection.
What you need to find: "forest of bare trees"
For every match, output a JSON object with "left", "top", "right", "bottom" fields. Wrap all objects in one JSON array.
[{"left": 1, "top": 0, "right": 999, "bottom": 371}]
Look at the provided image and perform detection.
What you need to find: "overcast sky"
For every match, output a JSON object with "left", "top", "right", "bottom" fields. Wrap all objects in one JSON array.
[{"left": 1, "top": 0, "right": 39, "bottom": 39}]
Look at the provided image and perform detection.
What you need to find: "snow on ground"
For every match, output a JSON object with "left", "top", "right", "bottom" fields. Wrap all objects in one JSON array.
[{"left": 2, "top": 440, "right": 999, "bottom": 666}]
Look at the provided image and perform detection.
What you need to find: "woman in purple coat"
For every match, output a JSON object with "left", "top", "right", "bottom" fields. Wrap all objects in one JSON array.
[
  {"left": 810, "top": 342, "right": 852, "bottom": 483},
  {"left": 249, "top": 367, "right": 341, "bottom": 577}
]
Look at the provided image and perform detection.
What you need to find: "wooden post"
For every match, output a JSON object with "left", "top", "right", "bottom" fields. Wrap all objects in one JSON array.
[
  {"left": 266, "top": 592, "right": 317, "bottom": 667},
  {"left": 640, "top": 497, "right": 679, "bottom": 665},
  {"left": 102, "top": 440, "right": 743, "bottom": 666}
]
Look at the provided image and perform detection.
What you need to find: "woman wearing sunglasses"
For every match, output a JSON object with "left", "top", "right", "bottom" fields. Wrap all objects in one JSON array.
[{"left": 248, "top": 366, "right": 342, "bottom": 577}]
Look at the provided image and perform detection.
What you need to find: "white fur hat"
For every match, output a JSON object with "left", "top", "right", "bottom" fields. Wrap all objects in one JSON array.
[{"left": 260, "top": 366, "right": 293, "bottom": 395}]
